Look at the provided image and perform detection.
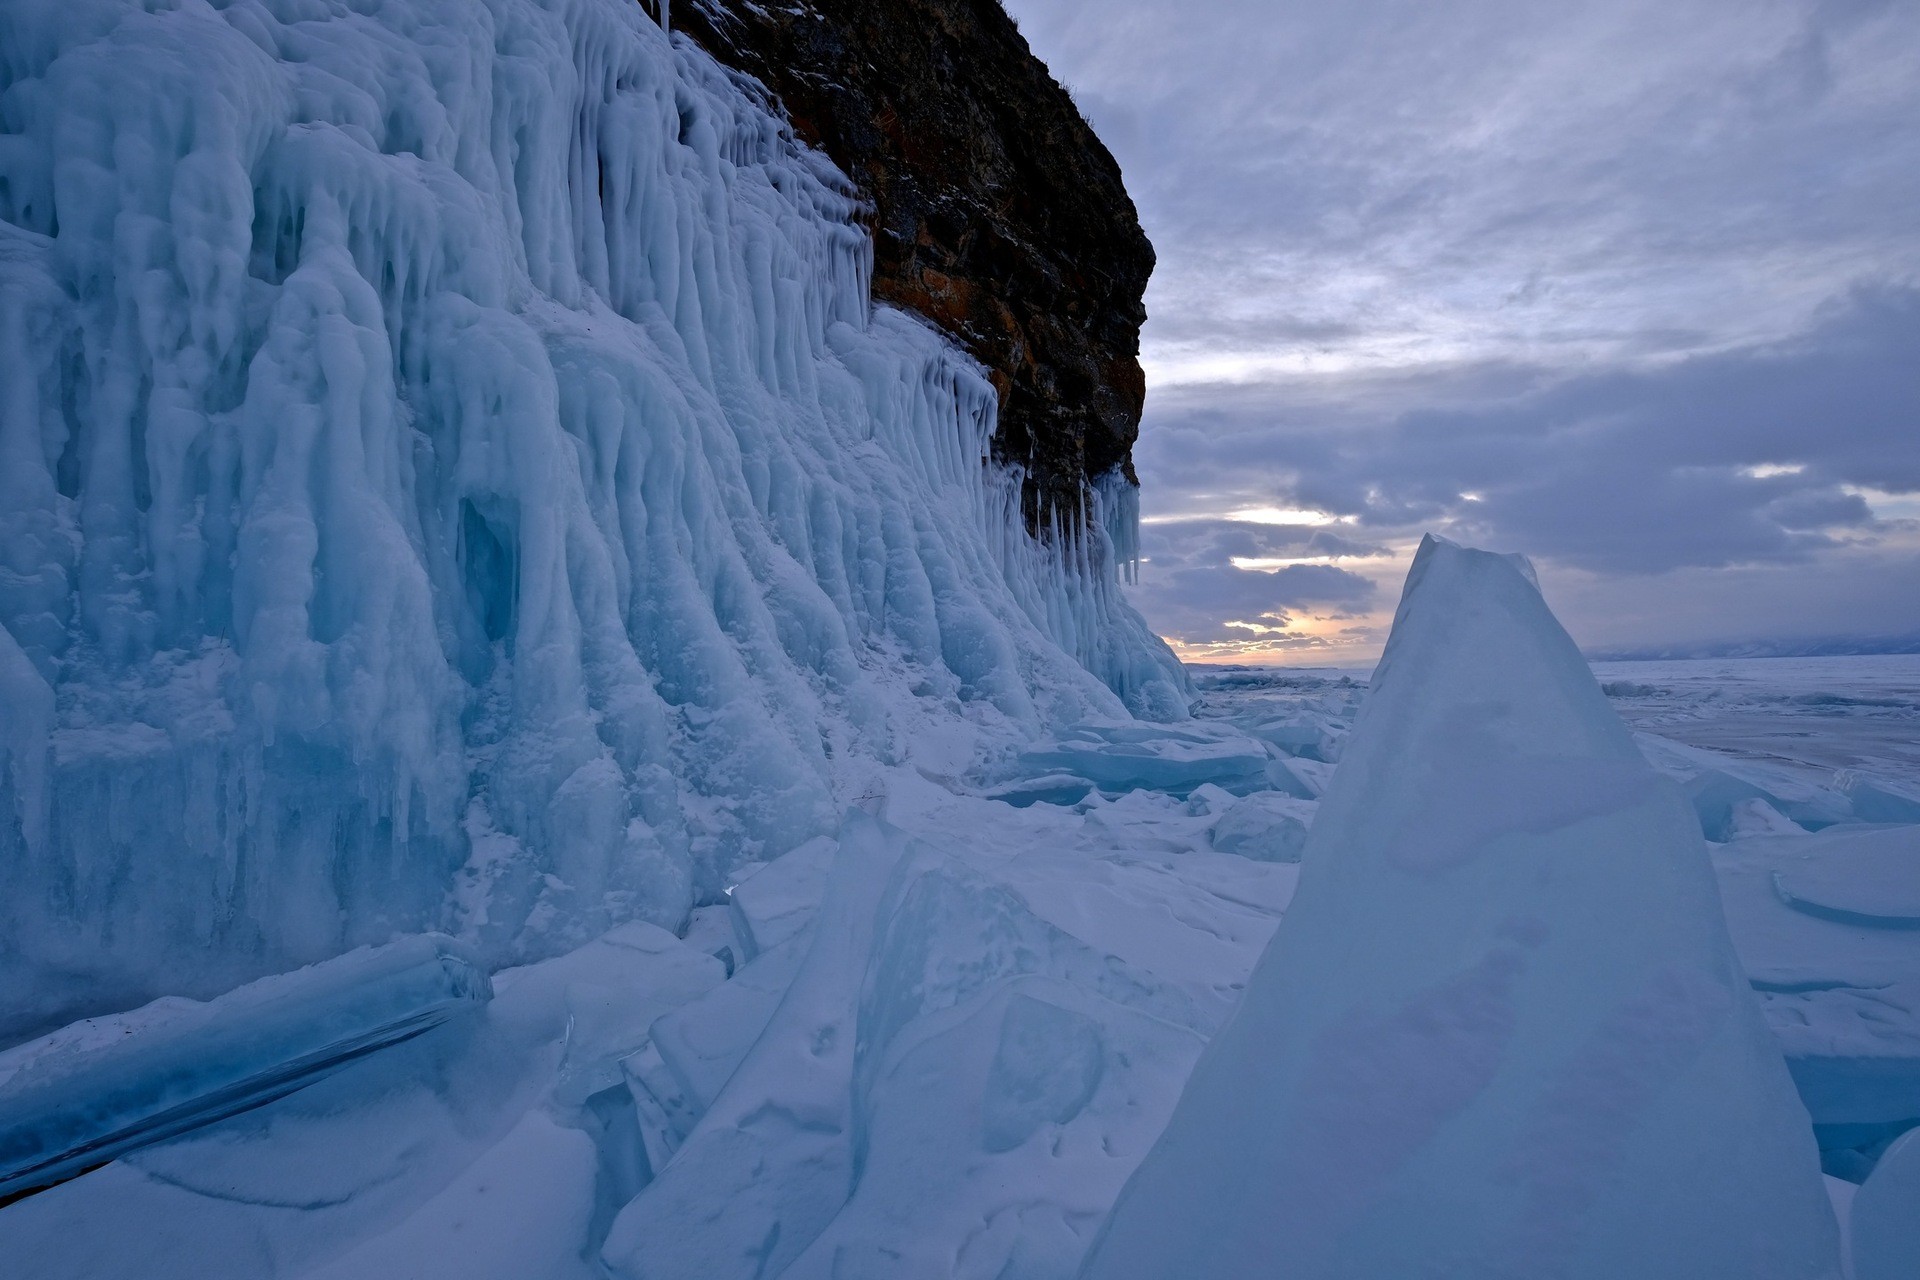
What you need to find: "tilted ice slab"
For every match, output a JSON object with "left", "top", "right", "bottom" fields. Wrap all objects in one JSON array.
[
  {"left": 1714, "top": 826, "right": 1920, "bottom": 1138},
  {"left": 1772, "top": 827, "right": 1920, "bottom": 928},
  {"left": 0, "top": 0, "right": 1184, "bottom": 1039},
  {"left": 727, "top": 835, "right": 837, "bottom": 961},
  {"left": 1079, "top": 536, "right": 1841, "bottom": 1280},
  {"left": 0, "top": 934, "right": 489, "bottom": 1200}
]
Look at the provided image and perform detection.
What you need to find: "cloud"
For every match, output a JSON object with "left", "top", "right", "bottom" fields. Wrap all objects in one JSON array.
[
  {"left": 1117, "top": 285, "right": 1920, "bottom": 653},
  {"left": 1140, "top": 520, "right": 1388, "bottom": 571},
  {"left": 1129, "top": 558, "right": 1378, "bottom": 646},
  {"left": 1140, "top": 286, "right": 1920, "bottom": 576},
  {"left": 1018, "top": 0, "right": 1920, "bottom": 375},
  {"left": 1003, "top": 0, "right": 1920, "bottom": 656}
]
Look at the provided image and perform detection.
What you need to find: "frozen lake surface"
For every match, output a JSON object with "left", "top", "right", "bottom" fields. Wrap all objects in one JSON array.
[{"left": 1593, "top": 655, "right": 1920, "bottom": 789}]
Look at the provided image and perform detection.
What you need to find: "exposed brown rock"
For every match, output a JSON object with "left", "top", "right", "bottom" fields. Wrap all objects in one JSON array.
[{"left": 675, "top": 0, "right": 1154, "bottom": 535}]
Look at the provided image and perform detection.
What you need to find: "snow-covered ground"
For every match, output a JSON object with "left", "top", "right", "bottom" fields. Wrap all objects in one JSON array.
[{"left": 4, "top": 634, "right": 1913, "bottom": 1277}]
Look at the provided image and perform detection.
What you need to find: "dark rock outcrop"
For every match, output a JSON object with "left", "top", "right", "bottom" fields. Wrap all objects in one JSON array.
[{"left": 675, "top": 0, "right": 1153, "bottom": 534}]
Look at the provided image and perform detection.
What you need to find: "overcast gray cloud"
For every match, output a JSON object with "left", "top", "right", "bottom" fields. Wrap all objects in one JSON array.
[{"left": 1002, "top": 0, "right": 1920, "bottom": 660}]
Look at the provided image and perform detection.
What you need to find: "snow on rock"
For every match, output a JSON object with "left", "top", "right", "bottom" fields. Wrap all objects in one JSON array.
[
  {"left": 0, "top": 0, "right": 1184, "bottom": 1041},
  {"left": 0, "top": 933, "right": 490, "bottom": 1200},
  {"left": 1078, "top": 536, "right": 1842, "bottom": 1280}
]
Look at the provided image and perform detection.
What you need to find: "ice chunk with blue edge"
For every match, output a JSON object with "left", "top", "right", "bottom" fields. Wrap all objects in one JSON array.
[
  {"left": 985, "top": 773, "right": 1098, "bottom": 809},
  {"left": 1713, "top": 826, "right": 1920, "bottom": 1143},
  {"left": 0, "top": 934, "right": 490, "bottom": 1200},
  {"left": 546, "top": 924, "right": 728, "bottom": 1108},
  {"left": 1012, "top": 721, "right": 1274, "bottom": 799},
  {"left": 1841, "top": 775, "right": 1920, "bottom": 826},
  {"left": 1853, "top": 1127, "right": 1920, "bottom": 1280},
  {"left": 1772, "top": 828, "right": 1920, "bottom": 928},
  {"left": 1078, "top": 536, "right": 1841, "bottom": 1280},
  {"left": 604, "top": 796, "right": 1262, "bottom": 1280}
]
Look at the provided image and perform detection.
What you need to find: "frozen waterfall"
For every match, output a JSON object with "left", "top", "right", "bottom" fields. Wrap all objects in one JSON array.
[{"left": 0, "top": 0, "right": 1186, "bottom": 1041}]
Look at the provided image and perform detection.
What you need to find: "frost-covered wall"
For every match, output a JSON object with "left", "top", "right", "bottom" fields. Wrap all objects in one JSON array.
[{"left": 0, "top": 0, "right": 1185, "bottom": 1038}]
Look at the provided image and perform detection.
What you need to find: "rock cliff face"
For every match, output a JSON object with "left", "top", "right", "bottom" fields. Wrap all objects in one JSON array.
[{"left": 676, "top": 0, "right": 1153, "bottom": 535}]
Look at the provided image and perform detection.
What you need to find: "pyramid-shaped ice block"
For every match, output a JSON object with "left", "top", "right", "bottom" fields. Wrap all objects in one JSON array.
[{"left": 1079, "top": 536, "right": 1840, "bottom": 1280}]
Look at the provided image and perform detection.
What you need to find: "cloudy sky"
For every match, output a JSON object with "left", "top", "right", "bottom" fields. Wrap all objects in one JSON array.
[{"left": 1001, "top": 0, "right": 1920, "bottom": 665}]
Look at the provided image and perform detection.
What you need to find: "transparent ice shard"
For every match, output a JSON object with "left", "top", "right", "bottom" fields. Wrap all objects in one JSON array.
[{"left": 0, "top": 935, "right": 490, "bottom": 1200}]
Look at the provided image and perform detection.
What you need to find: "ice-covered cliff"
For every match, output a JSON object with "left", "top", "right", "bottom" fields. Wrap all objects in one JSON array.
[
  {"left": 673, "top": 0, "right": 1159, "bottom": 533},
  {"left": 0, "top": 0, "right": 1186, "bottom": 1040}
]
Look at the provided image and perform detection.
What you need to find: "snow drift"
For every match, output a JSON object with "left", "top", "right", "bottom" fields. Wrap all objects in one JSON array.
[
  {"left": 1078, "top": 536, "right": 1841, "bottom": 1280},
  {"left": 0, "top": 0, "right": 1185, "bottom": 1039}
]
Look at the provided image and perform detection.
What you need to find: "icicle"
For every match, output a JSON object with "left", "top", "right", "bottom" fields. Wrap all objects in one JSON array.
[{"left": 0, "top": 0, "right": 1188, "bottom": 1029}]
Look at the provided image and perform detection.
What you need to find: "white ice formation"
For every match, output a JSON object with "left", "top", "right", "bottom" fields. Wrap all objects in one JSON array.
[
  {"left": 0, "top": 0, "right": 1186, "bottom": 1038},
  {"left": 1078, "top": 536, "right": 1842, "bottom": 1280},
  {"left": 1853, "top": 1127, "right": 1920, "bottom": 1280}
]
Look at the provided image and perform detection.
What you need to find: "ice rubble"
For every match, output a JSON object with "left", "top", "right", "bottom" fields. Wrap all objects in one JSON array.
[
  {"left": 1079, "top": 536, "right": 1841, "bottom": 1280},
  {"left": 598, "top": 802, "right": 1271, "bottom": 1280},
  {"left": 1715, "top": 825, "right": 1920, "bottom": 1177},
  {"left": 0, "top": 933, "right": 489, "bottom": 1200},
  {"left": 0, "top": 917, "right": 726, "bottom": 1279},
  {"left": 0, "top": 789, "right": 1298, "bottom": 1279},
  {"left": 0, "top": 0, "right": 1186, "bottom": 1039}
]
